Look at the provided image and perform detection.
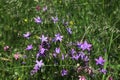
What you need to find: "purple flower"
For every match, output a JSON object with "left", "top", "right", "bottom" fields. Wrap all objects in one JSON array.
[
  {"left": 33, "top": 64, "right": 39, "bottom": 70},
  {"left": 70, "top": 49, "right": 76, "bottom": 55},
  {"left": 83, "top": 56, "right": 89, "bottom": 62},
  {"left": 100, "top": 69, "right": 107, "bottom": 74},
  {"left": 77, "top": 42, "right": 82, "bottom": 48},
  {"left": 61, "top": 69, "right": 68, "bottom": 76},
  {"left": 36, "top": 60, "right": 44, "bottom": 68},
  {"left": 37, "top": 45, "right": 47, "bottom": 57},
  {"left": 72, "top": 54, "right": 80, "bottom": 60},
  {"left": 80, "top": 41, "right": 92, "bottom": 51},
  {"left": 55, "top": 47, "right": 60, "bottom": 54},
  {"left": 43, "top": 6, "right": 47, "bottom": 11},
  {"left": 23, "top": 32, "right": 31, "bottom": 38},
  {"left": 36, "top": 53, "right": 40, "bottom": 59},
  {"left": 51, "top": 16, "right": 58, "bottom": 23},
  {"left": 39, "top": 46, "right": 46, "bottom": 54},
  {"left": 34, "top": 16, "right": 42, "bottom": 23},
  {"left": 66, "top": 27, "right": 72, "bottom": 34},
  {"left": 54, "top": 33, "right": 63, "bottom": 42},
  {"left": 95, "top": 56, "right": 105, "bottom": 65},
  {"left": 78, "top": 52, "right": 85, "bottom": 60},
  {"left": 40, "top": 35, "right": 48, "bottom": 43},
  {"left": 26, "top": 44, "right": 33, "bottom": 50}
]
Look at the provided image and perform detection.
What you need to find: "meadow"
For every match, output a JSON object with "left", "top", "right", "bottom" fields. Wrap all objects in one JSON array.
[{"left": 0, "top": 0, "right": 120, "bottom": 80}]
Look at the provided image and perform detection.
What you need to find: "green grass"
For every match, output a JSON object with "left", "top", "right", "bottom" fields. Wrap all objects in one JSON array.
[{"left": 0, "top": 0, "right": 120, "bottom": 80}]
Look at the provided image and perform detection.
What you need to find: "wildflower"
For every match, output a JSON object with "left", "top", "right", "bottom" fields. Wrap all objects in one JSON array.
[
  {"left": 4, "top": 46, "right": 9, "bottom": 51},
  {"left": 26, "top": 44, "right": 33, "bottom": 50},
  {"left": 66, "top": 27, "right": 72, "bottom": 34},
  {"left": 23, "top": 32, "right": 31, "bottom": 38},
  {"left": 36, "top": 60, "right": 44, "bottom": 68},
  {"left": 34, "top": 64, "right": 40, "bottom": 70},
  {"left": 36, "top": 53, "right": 40, "bottom": 59},
  {"left": 70, "top": 49, "right": 76, "bottom": 55},
  {"left": 40, "top": 35, "right": 48, "bottom": 43},
  {"left": 34, "top": 16, "right": 42, "bottom": 23},
  {"left": 100, "top": 69, "right": 107, "bottom": 74},
  {"left": 70, "top": 21, "right": 74, "bottom": 25},
  {"left": 78, "top": 76, "right": 86, "bottom": 80},
  {"left": 54, "top": 33, "right": 63, "bottom": 42},
  {"left": 36, "top": 5, "right": 40, "bottom": 11},
  {"left": 78, "top": 52, "right": 85, "bottom": 60},
  {"left": 43, "top": 6, "right": 47, "bottom": 11},
  {"left": 61, "top": 69, "right": 68, "bottom": 76},
  {"left": 77, "top": 41, "right": 82, "bottom": 48},
  {"left": 83, "top": 56, "right": 89, "bottom": 62},
  {"left": 39, "top": 45, "right": 46, "bottom": 54},
  {"left": 14, "top": 53, "right": 20, "bottom": 60},
  {"left": 80, "top": 41, "right": 92, "bottom": 51},
  {"left": 51, "top": 16, "right": 58, "bottom": 23},
  {"left": 55, "top": 47, "right": 60, "bottom": 54},
  {"left": 72, "top": 54, "right": 80, "bottom": 60},
  {"left": 95, "top": 56, "right": 105, "bottom": 65}
]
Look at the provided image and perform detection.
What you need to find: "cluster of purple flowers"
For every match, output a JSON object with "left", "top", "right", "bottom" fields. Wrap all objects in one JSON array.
[{"left": 10, "top": 5, "right": 108, "bottom": 79}]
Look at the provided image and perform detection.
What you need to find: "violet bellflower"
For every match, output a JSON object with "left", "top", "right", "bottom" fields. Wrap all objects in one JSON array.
[
  {"left": 70, "top": 49, "right": 76, "bottom": 55},
  {"left": 39, "top": 46, "right": 46, "bottom": 55},
  {"left": 36, "top": 60, "right": 44, "bottom": 68},
  {"left": 100, "top": 69, "right": 107, "bottom": 74},
  {"left": 55, "top": 47, "right": 60, "bottom": 54},
  {"left": 54, "top": 33, "right": 63, "bottom": 42},
  {"left": 40, "top": 35, "right": 48, "bottom": 43},
  {"left": 77, "top": 41, "right": 82, "bottom": 49},
  {"left": 80, "top": 41, "right": 92, "bottom": 51},
  {"left": 34, "top": 16, "right": 42, "bottom": 23},
  {"left": 26, "top": 44, "right": 33, "bottom": 50},
  {"left": 61, "top": 69, "right": 68, "bottom": 76},
  {"left": 51, "top": 16, "right": 58, "bottom": 23},
  {"left": 95, "top": 56, "right": 105, "bottom": 65},
  {"left": 72, "top": 54, "right": 80, "bottom": 60},
  {"left": 23, "top": 32, "right": 31, "bottom": 39},
  {"left": 36, "top": 45, "right": 46, "bottom": 58},
  {"left": 30, "top": 60, "right": 44, "bottom": 75}
]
